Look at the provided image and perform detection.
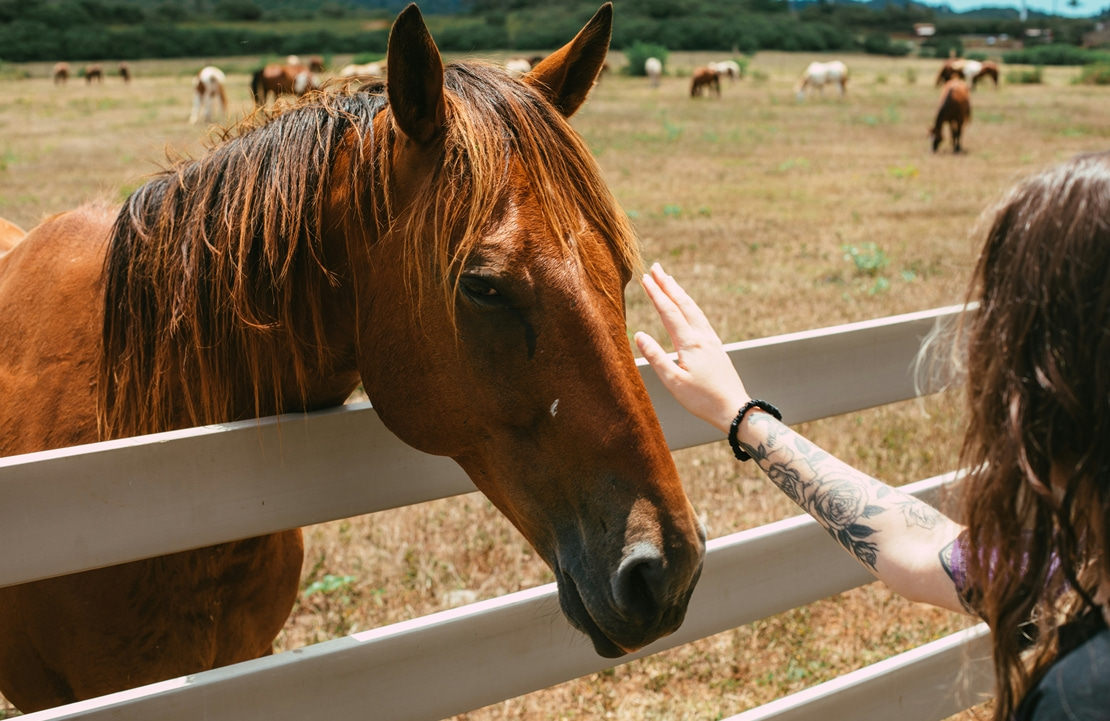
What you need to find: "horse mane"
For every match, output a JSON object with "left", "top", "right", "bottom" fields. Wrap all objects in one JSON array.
[{"left": 98, "top": 61, "right": 638, "bottom": 440}]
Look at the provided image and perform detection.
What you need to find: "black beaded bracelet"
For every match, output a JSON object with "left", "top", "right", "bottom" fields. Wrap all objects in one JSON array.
[{"left": 728, "top": 399, "right": 782, "bottom": 462}]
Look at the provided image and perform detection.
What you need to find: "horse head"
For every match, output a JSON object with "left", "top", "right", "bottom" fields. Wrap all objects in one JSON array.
[{"left": 350, "top": 3, "right": 705, "bottom": 657}]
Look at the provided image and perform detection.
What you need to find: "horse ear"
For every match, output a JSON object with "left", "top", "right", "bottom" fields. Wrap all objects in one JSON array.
[
  {"left": 387, "top": 4, "right": 446, "bottom": 145},
  {"left": 525, "top": 3, "right": 612, "bottom": 118}
]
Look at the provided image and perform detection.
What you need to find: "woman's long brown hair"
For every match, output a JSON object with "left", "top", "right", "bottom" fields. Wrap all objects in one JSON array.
[{"left": 958, "top": 151, "right": 1110, "bottom": 720}]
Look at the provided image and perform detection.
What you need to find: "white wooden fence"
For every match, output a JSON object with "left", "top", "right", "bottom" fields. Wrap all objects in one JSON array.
[{"left": 1, "top": 304, "right": 995, "bottom": 721}]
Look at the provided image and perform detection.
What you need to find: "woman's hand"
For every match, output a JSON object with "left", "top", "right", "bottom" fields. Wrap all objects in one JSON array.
[{"left": 634, "top": 263, "right": 750, "bottom": 434}]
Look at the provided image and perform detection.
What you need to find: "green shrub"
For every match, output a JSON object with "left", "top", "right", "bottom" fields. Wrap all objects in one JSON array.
[
  {"left": 863, "top": 31, "right": 911, "bottom": 56},
  {"left": 966, "top": 51, "right": 989, "bottom": 61},
  {"left": 921, "top": 35, "right": 963, "bottom": 59},
  {"left": 1003, "top": 44, "right": 1110, "bottom": 66},
  {"left": 1006, "top": 66, "right": 1043, "bottom": 84},
  {"left": 624, "top": 40, "right": 669, "bottom": 76},
  {"left": 1076, "top": 64, "right": 1110, "bottom": 84}
]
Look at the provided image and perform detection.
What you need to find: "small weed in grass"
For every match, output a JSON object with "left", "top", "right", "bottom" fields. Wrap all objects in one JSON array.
[
  {"left": 1006, "top": 66, "right": 1043, "bottom": 84},
  {"left": 663, "top": 204, "right": 682, "bottom": 217},
  {"left": 842, "top": 242, "right": 889, "bottom": 276},
  {"left": 751, "top": 68, "right": 769, "bottom": 82},
  {"left": 776, "top": 157, "right": 809, "bottom": 172},
  {"left": 874, "top": 73, "right": 887, "bottom": 84},
  {"left": 888, "top": 164, "right": 918, "bottom": 179},
  {"left": 303, "top": 573, "right": 356, "bottom": 597},
  {"left": 905, "top": 67, "right": 917, "bottom": 84},
  {"left": 663, "top": 119, "right": 684, "bottom": 142}
]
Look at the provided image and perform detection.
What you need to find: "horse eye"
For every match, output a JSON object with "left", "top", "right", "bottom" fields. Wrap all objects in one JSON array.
[{"left": 460, "top": 277, "right": 507, "bottom": 306}]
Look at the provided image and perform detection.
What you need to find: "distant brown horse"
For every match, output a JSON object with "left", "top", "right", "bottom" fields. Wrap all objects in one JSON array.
[
  {"left": 251, "top": 62, "right": 316, "bottom": 105},
  {"left": 52, "top": 62, "right": 69, "bottom": 85},
  {"left": 930, "top": 78, "right": 971, "bottom": 153},
  {"left": 0, "top": 3, "right": 704, "bottom": 712},
  {"left": 118, "top": 62, "right": 131, "bottom": 82},
  {"left": 84, "top": 64, "right": 103, "bottom": 83},
  {"left": 975, "top": 61, "right": 999, "bottom": 88},
  {"left": 690, "top": 66, "right": 720, "bottom": 97},
  {"left": 307, "top": 55, "right": 325, "bottom": 72},
  {"left": 0, "top": 216, "right": 25, "bottom": 255}
]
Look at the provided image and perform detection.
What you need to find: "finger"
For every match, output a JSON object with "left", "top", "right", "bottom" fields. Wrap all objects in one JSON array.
[
  {"left": 650, "top": 264, "right": 716, "bottom": 335},
  {"left": 634, "top": 331, "right": 685, "bottom": 386},
  {"left": 641, "top": 271, "right": 696, "bottom": 343}
]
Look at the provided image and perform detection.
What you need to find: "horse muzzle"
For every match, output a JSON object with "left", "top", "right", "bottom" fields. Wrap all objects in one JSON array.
[{"left": 553, "top": 529, "right": 706, "bottom": 658}]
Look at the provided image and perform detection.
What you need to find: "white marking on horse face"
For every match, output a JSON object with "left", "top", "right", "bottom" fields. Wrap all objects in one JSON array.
[{"left": 550, "top": 399, "right": 559, "bottom": 417}]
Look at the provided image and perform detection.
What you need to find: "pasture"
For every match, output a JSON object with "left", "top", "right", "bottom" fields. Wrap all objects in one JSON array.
[{"left": 1, "top": 48, "right": 1107, "bottom": 720}]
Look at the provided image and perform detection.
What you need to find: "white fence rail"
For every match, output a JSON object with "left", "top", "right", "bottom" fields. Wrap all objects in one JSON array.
[{"left": 2, "top": 304, "right": 995, "bottom": 721}]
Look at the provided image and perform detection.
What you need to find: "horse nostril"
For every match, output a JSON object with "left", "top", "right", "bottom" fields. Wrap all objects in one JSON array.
[{"left": 612, "top": 542, "right": 666, "bottom": 624}]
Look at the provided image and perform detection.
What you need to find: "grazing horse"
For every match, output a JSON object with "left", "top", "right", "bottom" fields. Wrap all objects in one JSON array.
[
  {"left": 709, "top": 60, "right": 741, "bottom": 84},
  {"left": 251, "top": 62, "right": 316, "bottom": 105},
  {"left": 930, "top": 78, "right": 971, "bottom": 153},
  {"left": 0, "top": 216, "right": 24, "bottom": 255},
  {"left": 338, "top": 61, "right": 386, "bottom": 81},
  {"left": 936, "top": 59, "right": 998, "bottom": 89},
  {"left": 974, "top": 60, "right": 999, "bottom": 88},
  {"left": 52, "top": 62, "right": 69, "bottom": 85},
  {"left": 189, "top": 65, "right": 228, "bottom": 124},
  {"left": 505, "top": 57, "right": 532, "bottom": 75},
  {"left": 118, "top": 62, "right": 131, "bottom": 82},
  {"left": 690, "top": 66, "right": 720, "bottom": 97},
  {"left": 0, "top": 3, "right": 704, "bottom": 712},
  {"left": 307, "top": 55, "right": 326, "bottom": 73},
  {"left": 645, "top": 56, "right": 662, "bottom": 87},
  {"left": 795, "top": 60, "right": 848, "bottom": 100},
  {"left": 84, "top": 64, "right": 103, "bottom": 84}
]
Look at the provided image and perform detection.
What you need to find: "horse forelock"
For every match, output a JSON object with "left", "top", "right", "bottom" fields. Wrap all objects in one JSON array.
[{"left": 396, "top": 61, "right": 640, "bottom": 317}]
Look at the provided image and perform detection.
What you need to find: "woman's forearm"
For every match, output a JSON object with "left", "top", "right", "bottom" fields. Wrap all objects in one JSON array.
[{"left": 737, "top": 409, "right": 969, "bottom": 613}]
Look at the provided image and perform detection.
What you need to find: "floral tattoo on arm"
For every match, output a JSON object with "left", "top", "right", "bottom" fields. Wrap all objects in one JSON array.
[{"left": 739, "top": 412, "right": 941, "bottom": 573}]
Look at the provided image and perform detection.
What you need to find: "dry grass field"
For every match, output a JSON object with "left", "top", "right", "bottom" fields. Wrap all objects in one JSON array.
[{"left": 1, "top": 47, "right": 1108, "bottom": 720}]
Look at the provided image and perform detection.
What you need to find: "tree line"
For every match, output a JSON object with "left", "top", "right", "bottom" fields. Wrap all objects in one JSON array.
[{"left": 0, "top": 0, "right": 1100, "bottom": 64}]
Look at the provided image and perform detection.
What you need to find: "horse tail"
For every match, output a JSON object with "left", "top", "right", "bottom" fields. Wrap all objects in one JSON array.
[
  {"left": 218, "top": 81, "right": 229, "bottom": 114},
  {"left": 251, "top": 68, "right": 264, "bottom": 105}
]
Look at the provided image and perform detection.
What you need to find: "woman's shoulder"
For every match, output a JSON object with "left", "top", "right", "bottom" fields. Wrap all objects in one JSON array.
[{"left": 1018, "top": 618, "right": 1109, "bottom": 721}]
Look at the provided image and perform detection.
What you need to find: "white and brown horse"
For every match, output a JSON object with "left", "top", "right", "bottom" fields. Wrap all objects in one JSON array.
[{"left": 190, "top": 65, "right": 228, "bottom": 124}]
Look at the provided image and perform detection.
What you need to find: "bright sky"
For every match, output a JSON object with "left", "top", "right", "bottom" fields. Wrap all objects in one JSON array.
[{"left": 917, "top": 0, "right": 1100, "bottom": 18}]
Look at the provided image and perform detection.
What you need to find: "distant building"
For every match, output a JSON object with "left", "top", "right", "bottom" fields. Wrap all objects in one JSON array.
[{"left": 914, "top": 23, "right": 936, "bottom": 37}]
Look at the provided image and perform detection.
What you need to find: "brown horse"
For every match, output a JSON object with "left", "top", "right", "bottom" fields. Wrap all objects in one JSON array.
[
  {"left": 930, "top": 78, "right": 971, "bottom": 153},
  {"left": 975, "top": 60, "right": 999, "bottom": 88},
  {"left": 84, "top": 64, "right": 103, "bottom": 84},
  {"left": 118, "top": 62, "right": 131, "bottom": 82},
  {"left": 690, "top": 66, "right": 720, "bottom": 97},
  {"left": 0, "top": 216, "right": 25, "bottom": 254},
  {"left": 251, "top": 61, "right": 316, "bottom": 104},
  {"left": 0, "top": 3, "right": 704, "bottom": 712},
  {"left": 52, "top": 62, "right": 69, "bottom": 85}
]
